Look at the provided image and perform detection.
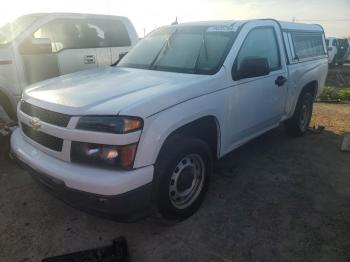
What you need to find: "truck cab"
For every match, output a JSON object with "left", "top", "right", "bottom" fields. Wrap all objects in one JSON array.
[{"left": 0, "top": 13, "right": 138, "bottom": 119}]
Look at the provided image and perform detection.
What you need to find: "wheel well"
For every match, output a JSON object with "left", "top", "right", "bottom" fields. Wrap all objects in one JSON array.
[
  {"left": 301, "top": 81, "right": 318, "bottom": 100},
  {"left": 164, "top": 116, "right": 220, "bottom": 159}
]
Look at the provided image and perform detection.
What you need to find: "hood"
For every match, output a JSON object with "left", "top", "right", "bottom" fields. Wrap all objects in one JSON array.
[{"left": 24, "top": 66, "right": 223, "bottom": 118}]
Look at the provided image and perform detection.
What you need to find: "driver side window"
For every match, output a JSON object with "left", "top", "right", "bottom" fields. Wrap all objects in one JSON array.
[
  {"left": 236, "top": 27, "right": 281, "bottom": 72},
  {"left": 32, "top": 20, "right": 82, "bottom": 52}
]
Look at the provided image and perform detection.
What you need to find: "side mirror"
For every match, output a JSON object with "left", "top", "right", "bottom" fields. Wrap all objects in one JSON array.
[
  {"left": 0, "top": 33, "right": 5, "bottom": 42},
  {"left": 20, "top": 38, "right": 52, "bottom": 54},
  {"left": 31, "top": 38, "right": 52, "bottom": 53},
  {"left": 327, "top": 46, "right": 333, "bottom": 52},
  {"left": 232, "top": 57, "right": 270, "bottom": 81}
]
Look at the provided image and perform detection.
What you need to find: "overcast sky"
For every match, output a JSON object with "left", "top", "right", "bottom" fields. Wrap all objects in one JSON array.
[{"left": 1, "top": 0, "right": 349, "bottom": 37}]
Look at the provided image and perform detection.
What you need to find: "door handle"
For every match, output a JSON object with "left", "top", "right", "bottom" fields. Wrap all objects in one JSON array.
[
  {"left": 84, "top": 55, "right": 96, "bottom": 64},
  {"left": 275, "top": 76, "right": 287, "bottom": 86}
]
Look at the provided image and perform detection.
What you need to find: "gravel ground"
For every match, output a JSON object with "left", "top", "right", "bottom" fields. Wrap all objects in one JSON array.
[{"left": 0, "top": 103, "right": 350, "bottom": 262}]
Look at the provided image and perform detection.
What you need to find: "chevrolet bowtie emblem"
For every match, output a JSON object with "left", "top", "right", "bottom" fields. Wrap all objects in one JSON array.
[{"left": 30, "top": 117, "right": 41, "bottom": 131}]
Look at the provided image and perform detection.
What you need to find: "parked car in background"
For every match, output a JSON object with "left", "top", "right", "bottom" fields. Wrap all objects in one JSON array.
[
  {"left": 335, "top": 38, "right": 350, "bottom": 65},
  {"left": 347, "top": 39, "right": 350, "bottom": 62},
  {"left": 11, "top": 19, "right": 328, "bottom": 221},
  {"left": 345, "top": 39, "right": 350, "bottom": 63},
  {"left": 0, "top": 13, "right": 138, "bottom": 120},
  {"left": 326, "top": 37, "right": 338, "bottom": 65}
]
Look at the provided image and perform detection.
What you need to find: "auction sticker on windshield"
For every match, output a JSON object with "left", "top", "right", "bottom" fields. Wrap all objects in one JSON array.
[{"left": 207, "top": 25, "right": 237, "bottom": 32}]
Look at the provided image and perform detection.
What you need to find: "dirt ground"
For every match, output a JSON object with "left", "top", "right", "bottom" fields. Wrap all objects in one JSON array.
[
  {"left": 0, "top": 103, "right": 350, "bottom": 262},
  {"left": 311, "top": 103, "right": 350, "bottom": 134}
]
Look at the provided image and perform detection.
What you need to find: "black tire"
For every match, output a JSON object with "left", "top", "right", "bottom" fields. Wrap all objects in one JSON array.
[
  {"left": 285, "top": 91, "right": 314, "bottom": 136},
  {"left": 0, "top": 93, "right": 17, "bottom": 121},
  {"left": 154, "top": 135, "right": 212, "bottom": 221}
]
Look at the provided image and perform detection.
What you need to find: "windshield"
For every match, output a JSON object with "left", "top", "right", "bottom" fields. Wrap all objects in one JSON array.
[
  {"left": 0, "top": 15, "right": 39, "bottom": 46},
  {"left": 118, "top": 25, "right": 236, "bottom": 74}
]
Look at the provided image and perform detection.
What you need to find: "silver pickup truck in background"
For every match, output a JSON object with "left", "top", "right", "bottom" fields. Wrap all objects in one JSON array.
[{"left": 0, "top": 13, "right": 138, "bottom": 119}]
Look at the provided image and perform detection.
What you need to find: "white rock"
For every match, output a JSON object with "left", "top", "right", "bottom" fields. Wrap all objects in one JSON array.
[{"left": 341, "top": 135, "right": 350, "bottom": 152}]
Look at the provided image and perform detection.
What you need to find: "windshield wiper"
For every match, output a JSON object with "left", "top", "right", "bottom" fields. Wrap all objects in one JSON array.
[
  {"left": 149, "top": 29, "right": 177, "bottom": 70},
  {"left": 111, "top": 52, "right": 128, "bottom": 67}
]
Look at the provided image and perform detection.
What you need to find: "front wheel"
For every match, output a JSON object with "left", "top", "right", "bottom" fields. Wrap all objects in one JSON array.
[
  {"left": 154, "top": 135, "right": 212, "bottom": 221},
  {"left": 285, "top": 91, "right": 314, "bottom": 136}
]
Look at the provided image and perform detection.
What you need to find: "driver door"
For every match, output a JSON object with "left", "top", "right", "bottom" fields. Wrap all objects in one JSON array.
[
  {"left": 224, "top": 22, "right": 288, "bottom": 147},
  {"left": 19, "top": 26, "right": 60, "bottom": 85}
]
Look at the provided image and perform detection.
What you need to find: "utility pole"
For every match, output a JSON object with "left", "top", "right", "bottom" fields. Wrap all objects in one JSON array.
[{"left": 171, "top": 16, "right": 178, "bottom": 25}]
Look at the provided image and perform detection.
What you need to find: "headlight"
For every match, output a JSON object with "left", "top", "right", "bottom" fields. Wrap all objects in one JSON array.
[
  {"left": 76, "top": 116, "right": 143, "bottom": 134},
  {"left": 71, "top": 142, "right": 137, "bottom": 169}
]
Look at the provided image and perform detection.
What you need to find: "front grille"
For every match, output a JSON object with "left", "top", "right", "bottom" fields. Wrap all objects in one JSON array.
[
  {"left": 20, "top": 101, "right": 70, "bottom": 127},
  {"left": 21, "top": 122, "right": 63, "bottom": 151}
]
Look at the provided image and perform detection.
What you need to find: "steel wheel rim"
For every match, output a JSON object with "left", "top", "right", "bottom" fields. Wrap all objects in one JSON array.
[
  {"left": 169, "top": 154, "right": 205, "bottom": 209},
  {"left": 299, "top": 103, "right": 310, "bottom": 131}
]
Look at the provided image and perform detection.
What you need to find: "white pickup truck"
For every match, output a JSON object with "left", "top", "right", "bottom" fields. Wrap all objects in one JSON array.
[
  {"left": 0, "top": 13, "right": 138, "bottom": 120},
  {"left": 326, "top": 37, "right": 338, "bottom": 65},
  {"left": 11, "top": 19, "right": 328, "bottom": 221}
]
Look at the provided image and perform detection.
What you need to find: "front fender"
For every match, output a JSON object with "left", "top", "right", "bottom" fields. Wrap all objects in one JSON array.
[{"left": 133, "top": 91, "right": 226, "bottom": 168}]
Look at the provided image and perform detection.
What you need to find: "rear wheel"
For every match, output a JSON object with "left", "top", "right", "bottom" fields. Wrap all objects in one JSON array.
[
  {"left": 285, "top": 91, "right": 314, "bottom": 136},
  {"left": 154, "top": 135, "right": 212, "bottom": 221}
]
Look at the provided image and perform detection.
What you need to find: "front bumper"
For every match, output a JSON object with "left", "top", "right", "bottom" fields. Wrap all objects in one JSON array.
[{"left": 10, "top": 128, "right": 154, "bottom": 221}]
